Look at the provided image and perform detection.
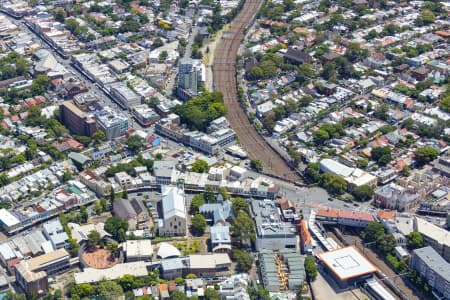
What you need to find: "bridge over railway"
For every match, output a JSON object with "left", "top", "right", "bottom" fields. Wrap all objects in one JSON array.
[{"left": 213, "top": 0, "right": 302, "bottom": 182}]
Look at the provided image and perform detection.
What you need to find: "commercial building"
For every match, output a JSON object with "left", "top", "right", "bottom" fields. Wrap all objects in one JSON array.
[
  {"left": 319, "top": 159, "right": 378, "bottom": 191},
  {"left": 413, "top": 216, "right": 450, "bottom": 262},
  {"left": 317, "top": 246, "right": 377, "bottom": 288},
  {"left": 315, "top": 207, "right": 375, "bottom": 228},
  {"left": 132, "top": 104, "right": 160, "bottom": 127},
  {"left": 153, "top": 161, "right": 175, "bottom": 185},
  {"left": 159, "top": 186, "right": 186, "bottom": 237},
  {"left": 374, "top": 183, "right": 420, "bottom": 212},
  {"left": 15, "top": 261, "right": 48, "bottom": 296},
  {"left": 95, "top": 107, "right": 129, "bottom": 140},
  {"left": 124, "top": 240, "right": 153, "bottom": 262},
  {"left": 188, "top": 253, "right": 232, "bottom": 278},
  {"left": 251, "top": 199, "right": 296, "bottom": 251},
  {"left": 410, "top": 246, "right": 450, "bottom": 299},
  {"left": 42, "top": 219, "right": 68, "bottom": 250},
  {"left": 109, "top": 82, "right": 141, "bottom": 109},
  {"left": 59, "top": 101, "right": 97, "bottom": 136}
]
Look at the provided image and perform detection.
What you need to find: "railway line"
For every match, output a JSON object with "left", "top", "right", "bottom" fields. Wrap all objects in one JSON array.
[{"left": 213, "top": 0, "right": 301, "bottom": 181}]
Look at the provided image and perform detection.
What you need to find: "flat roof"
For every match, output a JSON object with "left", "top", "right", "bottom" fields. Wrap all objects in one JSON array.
[
  {"left": 317, "top": 246, "right": 377, "bottom": 281},
  {"left": 189, "top": 253, "right": 231, "bottom": 269},
  {"left": 125, "top": 240, "right": 153, "bottom": 257},
  {"left": 26, "top": 248, "right": 70, "bottom": 271},
  {"left": 74, "top": 262, "right": 148, "bottom": 284},
  {"left": 0, "top": 209, "right": 20, "bottom": 227}
]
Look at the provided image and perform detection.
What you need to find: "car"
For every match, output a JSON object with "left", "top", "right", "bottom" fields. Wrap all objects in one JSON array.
[
  {"left": 353, "top": 203, "right": 360, "bottom": 207},
  {"left": 328, "top": 197, "right": 334, "bottom": 201},
  {"left": 344, "top": 203, "right": 350, "bottom": 208}
]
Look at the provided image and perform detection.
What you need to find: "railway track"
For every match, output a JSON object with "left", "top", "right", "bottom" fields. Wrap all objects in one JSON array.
[{"left": 213, "top": 0, "right": 301, "bottom": 182}]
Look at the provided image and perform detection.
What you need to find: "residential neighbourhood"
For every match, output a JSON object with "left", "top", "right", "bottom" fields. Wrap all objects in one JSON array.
[{"left": 0, "top": 0, "right": 446, "bottom": 300}]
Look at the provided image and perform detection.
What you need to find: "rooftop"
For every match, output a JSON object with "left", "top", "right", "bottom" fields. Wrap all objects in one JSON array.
[
  {"left": 317, "top": 246, "right": 377, "bottom": 281},
  {"left": 413, "top": 246, "right": 450, "bottom": 282},
  {"left": 125, "top": 240, "right": 152, "bottom": 257},
  {"left": 74, "top": 262, "right": 148, "bottom": 284}
]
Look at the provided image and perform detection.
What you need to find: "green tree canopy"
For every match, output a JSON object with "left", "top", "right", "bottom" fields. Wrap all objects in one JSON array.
[
  {"left": 126, "top": 135, "right": 144, "bottom": 152},
  {"left": 86, "top": 230, "right": 101, "bottom": 251},
  {"left": 190, "top": 193, "right": 205, "bottom": 214},
  {"left": 231, "top": 197, "right": 248, "bottom": 214},
  {"left": 352, "top": 184, "right": 374, "bottom": 201},
  {"left": 320, "top": 173, "right": 347, "bottom": 195},
  {"left": 371, "top": 146, "right": 392, "bottom": 166},
  {"left": 232, "top": 249, "right": 254, "bottom": 272},
  {"left": 191, "top": 214, "right": 207, "bottom": 236},
  {"left": 191, "top": 159, "right": 210, "bottom": 173},
  {"left": 414, "top": 146, "right": 439, "bottom": 166},
  {"left": 362, "top": 221, "right": 385, "bottom": 243},
  {"left": 172, "top": 92, "right": 226, "bottom": 131},
  {"left": 105, "top": 216, "right": 129, "bottom": 242},
  {"left": 250, "top": 159, "right": 263, "bottom": 172},
  {"left": 304, "top": 256, "right": 318, "bottom": 281},
  {"left": 406, "top": 231, "right": 424, "bottom": 250},
  {"left": 97, "top": 281, "right": 124, "bottom": 300},
  {"left": 231, "top": 211, "right": 256, "bottom": 245}
]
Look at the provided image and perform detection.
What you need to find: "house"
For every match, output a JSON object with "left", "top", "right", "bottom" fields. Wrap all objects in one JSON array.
[
  {"left": 113, "top": 198, "right": 149, "bottom": 230},
  {"left": 411, "top": 66, "right": 430, "bottom": 81},
  {"left": 283, "top": 48, "right": 312, "bottom": 65},
  {"left": 159, "top": 186, "right": 186, "bottom": 237},
  {"left": 188, "top": 253, "right": 232, "bottom": 278},
  {"left": 210, "top": 224, "right": 231, "bottom": 254},
  {"left": 124, "top": 240, "right": 153, "bottom": 262},
  {"left": 68, "top": 152, "right": 92, "bottom": 169}
]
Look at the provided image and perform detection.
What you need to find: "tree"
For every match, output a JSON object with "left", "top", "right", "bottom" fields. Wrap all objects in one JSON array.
[
  {"left": 97, "top": 281, "right": 124, "bottom": 300},
  {"left": 204, "top": 288, "right": 221, "bottom": 300},
  {"left": 119, "top": 274, "right": 136, "bottom": 291},
  {"left": 352, "top": 184, "right": 374, "bottom": 201},
  {"left": 31, "top": 74, "right": 50, "bottom": 95},
  {"left": 362, "top": 221, "right": 385, "bottom": 243},
  {"left": 126, "top": 135, "right": 144, "bottom": 152},
  {"left": 107, "top": 242, "right": 119, "bottom": 259},
  {"left": 105, "top": 216, "right": 129, "bottom": 242},
  {"left": 62, "top": 171, "right": 72, "bottom": 183},
  {"left": 304, "top": 162, "right": 321, "bottom": 184},
  {"left": 232, "top": 211, "right": 256, "bottom": 245},
  {"left": 159, "top": 50, "right": 168, "bottom": 62},
  {"left": 356, "top": 158, "right": 368, "bottom": 169},
  {"left": 439, "top": 93, "right": 450, "bottom": 112},
  {"left": 312, "top": 129, "right": 330, "bottom": 145},
  {"left": 170, "top": 290, "right": 187, "bottom": 300},
  {"left": 406, "top": 231, "right": 423, "bottom": 250},
  {"left": 377, "top": 233, "right": 396, "bottom": 255},
  {"left": 191, "top": 214, "right": 207, "bottom": 236},
  {"left": 92, "top": 130, "right": 106, "bottom": 144},
  {"left": 69, "top": 283, "right": 94, "bottom": 299},
  {"left": 232, "top": 249, "right": 254, "bottom": 272},
  {"left": 414, "top": 146, "right": 439, "bottom": 166},
  {"left": 320, "top": 173, "right": 347, "bottom": 195},
  {"left": 231, "top": 197, "right": 248, "bottom": 214},
  {"left": 304, "top": 257, "right": 317, "bottom": 281},
  {"left": 250, "top": 159, "right": 263, "bottom": 172},
  {"left": 191, "top": 159, "right": 210, "bottom": 173},
  {"left": 371, "top": 146, "right": 392, "bottom": 166},
  {"left": 87, "top": 230, "right": 101, "bottom": 251},
  {"left": 174, "top": 277, "right": 185, "bottom": 285},
  {"left": 345, "top": 42, "right": 369, "bottom": 63},
  {"left": 321, "top": 62, "right": 337, "bottom": 81},
  {"left": 190, "top": 193, "right": 205, "bottom": 214}
]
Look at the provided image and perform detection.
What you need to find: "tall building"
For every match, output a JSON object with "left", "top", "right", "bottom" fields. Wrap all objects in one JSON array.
[
  {"left": 410, "top": 246, "right": 450, "bottom": 299},
  {"left": 177, "top": 59, "right": 203, "bottom": 100},
  {"left": 59, "top": 101, "right": 97, "bottom": 136},
  {"left": 95, "top": 107, "right": 129, "bottom": 140},
  {"left": 109, "top": 82, "right": 141, "bottom": 109}
]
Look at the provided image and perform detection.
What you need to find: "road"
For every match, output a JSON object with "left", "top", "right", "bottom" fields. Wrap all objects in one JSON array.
[{"left": 212, "top": 0, "right": 301, "bottom": 182}]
